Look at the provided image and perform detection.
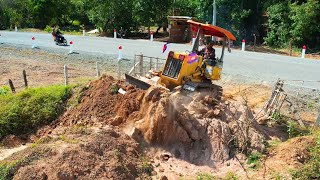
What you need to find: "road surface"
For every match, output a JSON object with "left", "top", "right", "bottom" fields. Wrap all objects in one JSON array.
[{"left": 0, "top": 31, "right": 319, "bottom": 88}]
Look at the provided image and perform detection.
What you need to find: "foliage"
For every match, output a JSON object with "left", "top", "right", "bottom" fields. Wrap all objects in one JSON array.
[
  {"left": 196, "top": 172, "right": 215, "bottom": 180},
  {"left": 86, "top": 0, "right": 136, "bottom": 34},
  {"left": 44, "top": 25, "right": 52, "bottom": 33},
  {"left": 0, "top": 0, "right": 319, "bottom": 50},
  {"left": 265, "top": 0, "right": 320, "bottom": 50},
  {"left": 0, "top": 86, "right": 11, "bottom": 95},
  {"left": 0, "top": 85, "right": 71, "bottom": 139},
  {"left": 0, "top": 161, "right": 17, "bottom": 180},
  {"left": 264, "top": 2, "right": 291, "bottom": 47},
  {"left": 291, "top": 130, "right": 320, "bottom": 179},
  {"left": 223, "top": 172, "right": 238, "bottom": 180},
  {"left": 247, "top": 152, "right": 263, "bottom": 169}
]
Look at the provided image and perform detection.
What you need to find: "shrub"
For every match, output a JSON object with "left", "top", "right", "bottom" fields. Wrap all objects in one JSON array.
[
  {"left": 0, "top": 85, "right": 71, "bottom": 139},
  {"left": 0, "top": 86, "right": 11, "bottom": 95},
  {"left": 44, "top": 25, "right": 52, "bottom": 33}
]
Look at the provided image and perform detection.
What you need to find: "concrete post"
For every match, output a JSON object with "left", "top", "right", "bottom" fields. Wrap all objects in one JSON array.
[
  {"left": 69, "top": 41, "right": 74, "bottom": 54},
  {"left": 241, "top": 39, "right": 246, "bottom": 51},
  {"left": 32, "top": 37, "right": 37, "bottom": 49},
  {"left": 301, "top": 45, "right": 306, "bottom": 58},
  {"left": 82, "top": 28, "right": 85, "bottom": 36},
  {"left": 118, "top": 46, "right": 122, "bottom": 60},
  {"left": 15, "top": 25, "right": 17, "bottom": 32},
  {"left": 114, "top": 29, "right": 117, "bottom": 39},
  {"left": 150, "top": 32, "right": 154, "bottom": 42}
]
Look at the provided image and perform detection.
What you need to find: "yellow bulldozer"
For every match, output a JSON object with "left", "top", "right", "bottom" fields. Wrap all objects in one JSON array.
[{"left": 125, "top": 20, "right": 236, "bottom": 100}]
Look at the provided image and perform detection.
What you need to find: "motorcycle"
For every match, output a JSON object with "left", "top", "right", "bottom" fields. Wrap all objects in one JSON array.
[{"left": 53, "top": 32, "right": 67, "bottom": 46}]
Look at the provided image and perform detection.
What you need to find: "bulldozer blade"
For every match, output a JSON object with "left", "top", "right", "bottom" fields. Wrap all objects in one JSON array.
[{"left": 125, "top": 74, "right": 151, "bottom": 90}]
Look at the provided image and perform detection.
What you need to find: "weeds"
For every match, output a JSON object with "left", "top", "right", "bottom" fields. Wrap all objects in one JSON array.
[
  {"left": 0, "top": 86, "right": 10, "bottom": 96},
  {"left": 196, "top": 172, "right": 215, "bottom": 180},
  {"left": 59, "top": 135, "right": 79, "bottom": 144},
  {"left": 0, "top": 85, "right": 71, "bottom": 139},
  {"left": 109, "top": 85, "right": 119, "bottom": 95},
  {"left": 247, "top": 152, "right": 263, "bottom": 169},
  {"left": 223, "top": 172, "right": 238, "bottom": 180},
  {"left": 31, "top": 136, "right": 53, "bottom": 148},
  {"left": 139, "top": 156, "right": 153, "bottom": 175},
  {"left": 0, "top": 161, "right": 16, "bottom": 180}
]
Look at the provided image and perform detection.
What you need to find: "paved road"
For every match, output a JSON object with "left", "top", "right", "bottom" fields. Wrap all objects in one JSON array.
[{"left": 1, "top": 31, "right": 319, "bottom": 88}]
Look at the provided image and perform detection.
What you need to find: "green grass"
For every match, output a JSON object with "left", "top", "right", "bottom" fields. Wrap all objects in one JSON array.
[
  {"left": 247, "top": 152, "right": 263, "bottom": 169},
  {"left": 0, "top": 85, "right": 71, "bottom": 139},
  {"left": 0, "top": 161, "right": 18, "bottom": 180},
  {"left": 0, "top": 86, "right": 11, "bottom": 95},
  {"left": 196, "top": 172, "right": 215, "bottom": 180}
]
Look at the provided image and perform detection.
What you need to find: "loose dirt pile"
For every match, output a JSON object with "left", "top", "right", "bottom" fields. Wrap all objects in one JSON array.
[
  {"left": 6, "top": 126, "right": 151, "bottom": 180},
  {"left": 53, "top": 75, "right": 145, "bottom": 127},
  {"left": 45, "top": 76, "right": 267, "bottom": 167}
]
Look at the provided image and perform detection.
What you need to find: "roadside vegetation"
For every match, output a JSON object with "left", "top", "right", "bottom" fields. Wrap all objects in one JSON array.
[
  {"left": 0, "top": 0, "right": 319, "bottom": 51},
  {"left": 0, "top": 85, "right": 71, "bottom": 139}
]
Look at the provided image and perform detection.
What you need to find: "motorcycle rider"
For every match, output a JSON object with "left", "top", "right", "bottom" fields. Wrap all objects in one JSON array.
[{"left": 52, "top": 26, "right": 62, "bottom": 44}]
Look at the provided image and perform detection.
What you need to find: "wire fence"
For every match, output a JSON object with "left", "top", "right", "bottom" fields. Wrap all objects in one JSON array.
[{"left": 263, "top": 79, "right": 320, "bottom": 126}]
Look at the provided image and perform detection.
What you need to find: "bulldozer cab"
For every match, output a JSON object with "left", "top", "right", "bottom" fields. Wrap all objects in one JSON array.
[{"left": 158, "top": 20, "right": 236, "bottom": 90}]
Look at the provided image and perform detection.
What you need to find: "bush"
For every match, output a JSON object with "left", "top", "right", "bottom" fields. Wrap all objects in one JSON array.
[
  {"left": 44, "top": 25, "right": 52, "bottom": 33},
  {"left": 0, "top": 85, "right": 71, "bottom": 139}
]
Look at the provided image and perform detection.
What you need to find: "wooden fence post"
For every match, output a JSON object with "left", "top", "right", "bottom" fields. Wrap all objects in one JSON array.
[
  {"left": 23, "top": 70, "right": 28, "bottom": 88},
  {"left": 96, "top": 62, "right": 100, "bottom": 77},
  {"left": 139, "top": 54, "right": 143, "bottom": 75},
  {"left": 64, "top": 64, "right": 68, "bottom": 85},
  {"left": 8, "top": 79, "right": 15, "bottom": 93}
]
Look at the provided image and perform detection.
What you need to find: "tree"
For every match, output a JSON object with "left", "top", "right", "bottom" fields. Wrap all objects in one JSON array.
[
  {"left": 264, "top": 2, "right": 291, "bottom": 47},
  {"left": 289, "top": 0, "right": 320, "bottom": 49},
  {"left": 86, "top": 0, "right": 136, "bottom": 34}
]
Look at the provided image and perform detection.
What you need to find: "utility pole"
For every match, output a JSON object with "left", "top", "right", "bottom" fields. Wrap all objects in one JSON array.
[
  {"left": 212, "top": 0, "right": 217, "bottom": 42},
  {"left": 212, "top": 0, "right": 217, "bottom": 26}
]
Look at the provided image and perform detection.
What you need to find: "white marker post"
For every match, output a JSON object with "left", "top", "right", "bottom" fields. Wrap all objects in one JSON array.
[
  {"left": 69, "top": 41, "right": 74, "bottom": 54},
  {"left": 241, "top": 39, "right": 246, "bottom": 51},
  {"left": 118, "top": 45, "right": 123, "bottom": 60},
  {"left": 192, "top": 35, "right": 196, "bottom": 46},
  {"left": 301, "top": 45, "right": 306, "bottom": 58},
  {"left": 117, "top": 45, "right": 123, "bottom": 79},
  {"left": 82, "top": 28, "right": 85, "bottom": 36},
  {"left": 31, "top": 37, "right": 37, "bottom": 49},
  {"left": 15, "top": 25, "right": 17, "bottom": 32},
  {"left": 114, "top": 29, "right": 117, "bottom": 39},
  {"left": 150, "top": 31, "right": 154, "bottom": 42}
]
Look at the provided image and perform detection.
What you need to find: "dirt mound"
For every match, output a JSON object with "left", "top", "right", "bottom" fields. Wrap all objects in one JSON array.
[
  {"left": 55, "top": 75, "right": 144, "bottom": 127},
  {"left": 38, "top": 76, "right": 266, "bottom": 167},
  {"left": 1, "top": 135, "right": 24, "bottom": 148},
  {"left": 8, "top": 126, "right": 151, "bottom": 180},
  {"left": 122, "top": 87, "right": 266, "bottom": 165},
  {"left": 267, "top": 136, "right": 315, "bottom": 167}
]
